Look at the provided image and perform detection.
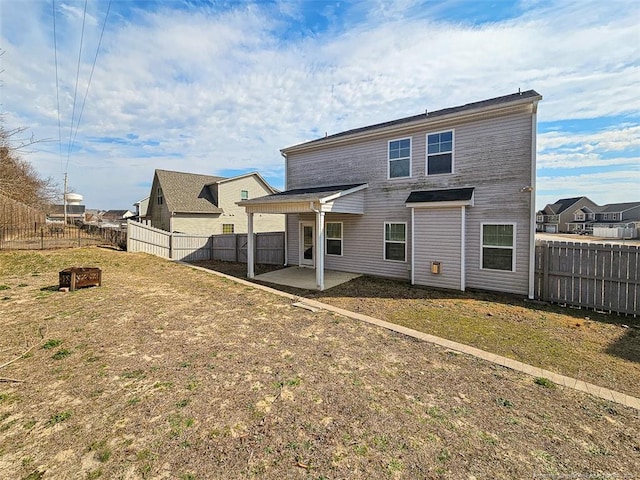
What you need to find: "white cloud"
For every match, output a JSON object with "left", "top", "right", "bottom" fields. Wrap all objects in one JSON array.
[
  {"left": 537, "top": 170, "right": 640, "bottom": 208},
  {"left": 1, "top": 0, "right": 639, "bottom": 208},
  {"left": 538, "top": 125, "right": 640, "bottom": 170}
]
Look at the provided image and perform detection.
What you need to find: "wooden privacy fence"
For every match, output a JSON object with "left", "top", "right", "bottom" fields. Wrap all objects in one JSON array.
[
  {"left": 127, "top": 220, "right": 284, "bottom": 265},
  {"left": 534, "top": 240, "right": 639, "bottom": 316}
]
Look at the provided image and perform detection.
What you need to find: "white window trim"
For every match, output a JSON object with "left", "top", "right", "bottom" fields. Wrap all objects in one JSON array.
[
  {"left": 325, "top": 221, "right": 343, "bottom": 256},
  {"left": 387, "top": 137, "right": 412, "bottom": 180},
  {"left": 383, "top": 221, "right": 407, "bottom": 263},
  {"left": 426, "top": 129, "right": 455, "bottom": 176},
  {"left": 480, "top": 222, "right": 516, "bottom": 272}
]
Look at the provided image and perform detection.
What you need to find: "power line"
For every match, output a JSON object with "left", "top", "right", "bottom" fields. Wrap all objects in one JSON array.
[
  {"left": 71, "top": 0, "right": 112, "bottom": 151},
  {"left": 65, "top": 0, "right": 88, "bottom": 172},
  {"left": 52, "top": 0, "right": 63, "bottom": 173}
]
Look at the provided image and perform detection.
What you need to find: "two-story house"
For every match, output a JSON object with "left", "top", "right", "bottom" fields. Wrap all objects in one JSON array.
[
  {"left": 539, "top": 198, "right": 640, "bottom": 237},
  {"left": 146, "top": 169, "right": 284, "bottom": 235},
  {"left": 240, "top": 91, "right": 542, "bottom": 297},
  {"left": 536, "top": 197, "right": 599, "bottom": 233},
  {"left": 592, "top": 202, "right": 640, "bottom": 237}
]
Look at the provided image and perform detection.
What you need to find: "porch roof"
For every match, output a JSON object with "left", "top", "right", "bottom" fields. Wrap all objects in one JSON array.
[{"left": 238, "top": 183, "right": 368, "bottom": 214}]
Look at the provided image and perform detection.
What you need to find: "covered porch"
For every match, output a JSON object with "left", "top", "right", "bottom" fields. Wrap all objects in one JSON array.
[{"left": 238, "top": 183, "right": 368, "bottom": 290}]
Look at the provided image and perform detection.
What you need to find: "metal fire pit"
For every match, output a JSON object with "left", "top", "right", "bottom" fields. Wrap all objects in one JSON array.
[{"left": 59, "top": 267, "right": 102, "bottom": 291}]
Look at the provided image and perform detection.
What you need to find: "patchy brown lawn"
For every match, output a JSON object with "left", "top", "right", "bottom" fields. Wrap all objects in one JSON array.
[
  {"left": 1, "top": 249, "right": 639, "bottom": 480},
  {"left": 194, "top": 260, "right": 640, "bottom": 400}
]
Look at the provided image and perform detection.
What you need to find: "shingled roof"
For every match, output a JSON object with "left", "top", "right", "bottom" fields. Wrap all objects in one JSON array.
[
  {"left": 239, "top": 183, "right": 367, "bottom": 205},
  {"left": 544, "top": 197, "right": 585, "bottom": 214},
  {"left": 600, "top": 202, "right": 640, "bottom": 213},
  {"left": 155, "top": 169, "right": 226, "bottom": 214},
  {"left": 283, "top": 90, "right": 542, "bottom": 152}
]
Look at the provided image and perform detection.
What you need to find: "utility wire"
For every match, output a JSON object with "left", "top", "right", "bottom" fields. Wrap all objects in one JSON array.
[
  {"left": 65, "top": 0, "right": 88, "bottom": 172},
  {"left": 71, "top": 0, "right": 112, "bottom": 150},
  {"left": 52, "top": 0, "right": 63, "bottom": 173}
]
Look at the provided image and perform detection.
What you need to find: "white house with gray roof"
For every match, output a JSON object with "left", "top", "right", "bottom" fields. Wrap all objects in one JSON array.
[
  {"left": 240, "top": 90, "right": 542, "bottom": 296},
  {"left": 146, "top": 169, "right": 283, "bottom": 235}
]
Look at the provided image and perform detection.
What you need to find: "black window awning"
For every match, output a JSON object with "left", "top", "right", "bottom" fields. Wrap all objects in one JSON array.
[{"left": 406, "top": 187, "right": 475, "bottom": 204}]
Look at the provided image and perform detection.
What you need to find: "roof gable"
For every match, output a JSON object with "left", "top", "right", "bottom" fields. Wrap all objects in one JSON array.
[
  {"left": 155, "top": 169, "right": 225, "bottom": 214},
  {"left": 215, "top": 171, "right": 278, "bottom": 194}
]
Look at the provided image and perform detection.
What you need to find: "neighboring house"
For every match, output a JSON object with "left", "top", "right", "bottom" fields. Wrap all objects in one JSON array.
[
  {"left": 46, "top": 204, "right": 86, "bottom": 223},
  {"left": 146, "top": 169, "right": 283, "bottom": 235},
  {"left": 536, "top": 196, "right": 599, "bottom": 233},
  {"left": 539, "top": 198, "right": 640, "bottom": 237},
  {"left": 133, "top": 196, "right": 150, "bottom": 225},
  {"left": 240, "top": 90, "right": 542, "bottom": 296},
  {"left": 101, "top": 209, "right": 134, "bottom": 224},
  {"left": 591, "top": 202, "right": 640, "bottom": 238}
]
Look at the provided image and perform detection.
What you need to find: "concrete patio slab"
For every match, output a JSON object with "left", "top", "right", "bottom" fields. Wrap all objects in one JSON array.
[{"left": 254, "top": 266, "right": 360, "bottom": 290}]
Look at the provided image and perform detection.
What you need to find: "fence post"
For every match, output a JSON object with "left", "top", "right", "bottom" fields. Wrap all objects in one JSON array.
[
  {"left": 40, "top": 227, "right": 44, "bottom": 250},
  {"left": 542, "top": 242, "right": 550, "bottom": 301},
  {"left": 77, "top": 225, "right": 81, "bottom": 247},
  {"left": 235, "top": 234, "right": 239, "bottom": 262}
]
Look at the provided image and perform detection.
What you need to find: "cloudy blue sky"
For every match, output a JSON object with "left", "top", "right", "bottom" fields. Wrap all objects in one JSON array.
[{"left": 1, "top": 0, "right": 638, "bottom": 210}]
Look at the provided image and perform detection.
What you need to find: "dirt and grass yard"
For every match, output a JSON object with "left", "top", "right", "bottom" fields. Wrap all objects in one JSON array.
[
  {"left": 1, "top": 248, "right": 639, "bottom": 480},
  {"left": 196, "top": 260, "right": 640, "bottom": 400}
]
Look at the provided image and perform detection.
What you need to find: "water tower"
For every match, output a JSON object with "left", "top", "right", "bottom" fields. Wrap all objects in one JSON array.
[{"left": 64, "top": 193, "right": 83, "bottom": 205}]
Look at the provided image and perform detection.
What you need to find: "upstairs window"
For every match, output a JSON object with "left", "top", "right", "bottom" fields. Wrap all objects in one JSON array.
[
  {"left": 388, "top": 138, "right": 411, "bottom": 178},
  {"left": 157, "top": 187, "right": 163, "bottom": 205},
  {"left": 241, "top": 190, "right": 249, "bottom": 200},
  {"left": 427, "top": 130, "right": 454, "bottom": 175},
  {"left": 481, "top": 224, "right": 515, "bottom": 271}
]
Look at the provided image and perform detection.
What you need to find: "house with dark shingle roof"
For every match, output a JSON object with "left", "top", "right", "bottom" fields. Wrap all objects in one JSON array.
[
  {"left": 146, "top": 169, "right": 283, "bottom": 235},
  {"left": 591, "top": 202, "right": 640, "bottom": 237},
  {"left": 240, "top": 90, "right": 542, "bottom": 296},
  {"left": 538, "top": 198, "right": 640, "bottom": 237},
  {"left": 101, "top": 209, "right": 135, "bottom": 227},
  {"left": 536, "top": 196, "right": 599, "bottom": 233}
]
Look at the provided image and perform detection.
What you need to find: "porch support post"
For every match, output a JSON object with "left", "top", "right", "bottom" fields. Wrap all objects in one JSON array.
[
  {"left": 247, "top": 212, "right": 255, "bottom": 278},
  {"left": 315, "top": 210, "right": 325, "bottom": 291}
]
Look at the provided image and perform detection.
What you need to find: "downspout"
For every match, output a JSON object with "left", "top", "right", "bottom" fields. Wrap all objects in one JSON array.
[
  {"left": 410, "top": 207, "right": 415, "bottom": 285},
  {"left": 281, "top": 151, "right": 288, "bottom": 266},
  {"left": 460, "top": 206, "right": 466, "bottom": 291},
  {"left": 528, "top": 101, "right": 539, "bottom": 300}
]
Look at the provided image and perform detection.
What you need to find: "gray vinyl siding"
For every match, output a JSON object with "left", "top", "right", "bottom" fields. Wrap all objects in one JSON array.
[
  {"left": 325, "top": 190, "right": 365, "bottom": 214},
  {"left": 172, "top": 214, "right": 221, "bottom": 235},
  {"left": 149, "top": 176, "right": 171, "bottom": 231},
  {"left": 413, "top": 208, "right": 462, "bottom": 290},
  {"left": 285, "top": 105, "right": 535, "bottom": 294},
  {"left": 218, "top": 176, "right": 284, "bottom": 233},
  {"left": 287, "top": 214, "right": 300, "bottom": 266},
  {"left": 622, "top": 205, "right": 640, "bottom": 221},
  {"left": 462, "top": 113, "right": 533, "bottom": 295}
]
